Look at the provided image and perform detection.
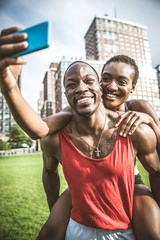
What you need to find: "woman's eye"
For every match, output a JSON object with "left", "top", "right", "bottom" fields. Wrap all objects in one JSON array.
[{"left": 118, "top": 79, "right": 127, "bottom": 85}]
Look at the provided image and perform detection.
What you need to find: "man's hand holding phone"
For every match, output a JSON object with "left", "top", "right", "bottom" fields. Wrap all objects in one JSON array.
[
  {"left": 11, "top": 21, "right": 52, "bottom": 57},
  {"left": 0, "top": 27, "right": 28, "bottom": 93},
  {"left": 0, "top": 21, "right": 51, "bottom": 93}
]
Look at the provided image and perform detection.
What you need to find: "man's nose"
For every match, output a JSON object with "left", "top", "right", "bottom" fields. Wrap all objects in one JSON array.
[{"left": 75, "top": 81, "right": 88, "bottom": 92}]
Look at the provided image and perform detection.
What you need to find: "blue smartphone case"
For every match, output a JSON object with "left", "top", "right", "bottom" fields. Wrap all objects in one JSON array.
[{"left": 12, "top": 21, "right": 52, "bottom": 57}]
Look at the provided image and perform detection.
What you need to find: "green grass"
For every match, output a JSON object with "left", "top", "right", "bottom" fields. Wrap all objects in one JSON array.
[
  {"left": 136, "top": 158, "right": 150, "bottom": 189},
  {"left": 0, "top": 154, "right": 67, "bottom": 240},
  {"left": 0, "top": 154, "right": 150, "bottom": 240}
]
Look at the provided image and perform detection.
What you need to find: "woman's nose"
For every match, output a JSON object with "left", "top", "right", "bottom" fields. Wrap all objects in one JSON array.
[{"left": 107, "top": 80, "right": 118, "bottom": 91}]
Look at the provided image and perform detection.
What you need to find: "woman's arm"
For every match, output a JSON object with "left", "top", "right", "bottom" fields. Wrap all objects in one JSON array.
[
  {"left": 116, "top": 99, "right": 160, "bottom": 153},
  {"left": 128, "top": 99, "right": 160, "bottom": 127},
  {"left": 43, "top": 106, "right": 73, "bottom": 135}
]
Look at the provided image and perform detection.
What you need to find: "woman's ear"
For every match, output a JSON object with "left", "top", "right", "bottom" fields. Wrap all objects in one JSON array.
[{"left": 131, "top": 85, "right": 135, "bottom": 93}]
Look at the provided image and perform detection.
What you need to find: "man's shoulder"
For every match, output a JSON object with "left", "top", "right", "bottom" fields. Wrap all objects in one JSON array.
[
  {"left": 40, "top": 132, "right": 60, "bottom": 155},
  {"left": 132, "top": 124, "right": 157, "bottom": 154}
]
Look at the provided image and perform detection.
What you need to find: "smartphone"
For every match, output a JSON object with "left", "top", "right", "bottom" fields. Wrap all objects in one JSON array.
[{"left": 12, "top": 21, "right": 52, "bottom": 57}]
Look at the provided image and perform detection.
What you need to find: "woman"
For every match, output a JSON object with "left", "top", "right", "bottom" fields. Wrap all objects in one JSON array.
[{"left": 37, "top": 55, "right": 160, "bottom": 240}]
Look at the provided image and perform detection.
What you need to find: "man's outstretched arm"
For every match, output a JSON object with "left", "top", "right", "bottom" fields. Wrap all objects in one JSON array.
[
  {"left": 0, "top": 27, "right": 72, "bottom": 139},
  {"left": 0, "top": 27, "right": 50, "bottom": 139}
]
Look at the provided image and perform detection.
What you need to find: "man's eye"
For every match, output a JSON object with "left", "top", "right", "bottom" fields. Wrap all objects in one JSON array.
[
  {"left": 101, "top": 77, "right": 111, "bottom": 82},
  {"left": 66, "top": 84, "right": 76, "bottom": 88},
  {"left": 86, "top": 79, "right": 94, "bottom": 84}
]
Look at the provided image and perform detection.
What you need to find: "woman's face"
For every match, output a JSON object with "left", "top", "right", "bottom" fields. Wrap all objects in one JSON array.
[{"left": 101, "top": 62, "right": 135, "bottom": 111}]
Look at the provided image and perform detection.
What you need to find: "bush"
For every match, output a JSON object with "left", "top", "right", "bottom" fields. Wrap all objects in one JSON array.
[{"left": 8, "top": 125, "right": 33, "bottom": 148}]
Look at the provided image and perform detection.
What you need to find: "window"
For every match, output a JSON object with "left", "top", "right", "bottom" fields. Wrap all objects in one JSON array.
[
  {"left": 97, "top": 30, "right": 101, "bottom": 38},
  {"left": 113, "top": 21, "right": 117, "bottom": 28},
  {"left": 143, "top": 29, "right": 147, "bottom": 37},
  {"left": 102, "top": 19, "right": 106, "bottom": 26},
  {"left": 118, "top": 23, "right": 122, "bottom": 29},
  {"left": 107, "top": 20, "right": 112, "bottom": 27},
  {"left": 96, "top": 18, "right": 100, "bottom": 25}
]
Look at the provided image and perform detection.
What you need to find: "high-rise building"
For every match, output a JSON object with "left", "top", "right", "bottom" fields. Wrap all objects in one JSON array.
[
  {"left": 84, "top": 15, "right": 160, "bottom": 117},
  {"left": 155, "top": 65, "right": 160, "bottom": 94},
  {"left": 41, "top": 62, "right": 58, "bottom": 118},
  {"left": 0, "top": 76, "right": 21, "bottom": 140},
  {"left": 55, "top": 57, "right": 71, "bottom": 112},
  {"left": 37, "top": 90, "right": 44, "bottom": 116},
  {"left": 84, "top": 15, "right": 151, "bottom": 66}
]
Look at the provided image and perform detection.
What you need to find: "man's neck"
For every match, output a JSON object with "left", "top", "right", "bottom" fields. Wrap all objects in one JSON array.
[{"left": 73, "top": 104, "right": 106, "bottom": 135}]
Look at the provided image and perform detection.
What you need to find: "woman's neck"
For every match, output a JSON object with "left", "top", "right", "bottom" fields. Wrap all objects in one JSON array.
[{"left": 107, "top": 103, "right": 126, "bottom": 112}]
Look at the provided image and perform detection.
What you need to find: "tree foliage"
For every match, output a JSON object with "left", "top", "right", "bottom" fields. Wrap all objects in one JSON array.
[
  {"left": 8, "top": 124, "right": 33, "bottom": 148},
  {"left": 0, "top": 139, "right": 11, "bottom": 150}
]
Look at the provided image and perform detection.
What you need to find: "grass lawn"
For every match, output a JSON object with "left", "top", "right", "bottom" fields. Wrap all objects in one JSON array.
[
  {"left": 0, "top": 154, "right": 67, "bottom": 240},
  {"left": 0, "top": 154, "right": 149, "bottom": 240},
  {"left": 136, "top": 158, "right": 150, "bottom": 189}
]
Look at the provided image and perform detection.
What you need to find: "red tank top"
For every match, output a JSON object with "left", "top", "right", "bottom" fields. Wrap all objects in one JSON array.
[{"left": 58, "top": 123, "right": 135, "bottom": 230}]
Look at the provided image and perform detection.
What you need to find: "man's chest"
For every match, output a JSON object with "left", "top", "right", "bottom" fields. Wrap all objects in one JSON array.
[{"left": 68, "top": 127, "right": 118, "bottom": 159}]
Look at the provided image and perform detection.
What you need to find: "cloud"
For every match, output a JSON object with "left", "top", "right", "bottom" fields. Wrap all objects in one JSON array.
[{"left": 0, "top": 0, "right": 160, "bottom": 101}]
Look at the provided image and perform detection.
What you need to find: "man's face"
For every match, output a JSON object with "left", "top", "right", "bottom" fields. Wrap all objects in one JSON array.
[
  {"left": 101, "top": 62, "right": 135, "bottom": 110},
  {"left": 64, "top": 62, "right": 101, "bottom": 117}
]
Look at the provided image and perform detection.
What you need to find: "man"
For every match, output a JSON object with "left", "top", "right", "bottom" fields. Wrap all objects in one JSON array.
[{"left": 0, "top": 27, "right": 160, "bottom": 239}]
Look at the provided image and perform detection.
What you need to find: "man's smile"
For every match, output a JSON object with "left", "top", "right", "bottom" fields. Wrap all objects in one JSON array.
[{"left": 76, "top": 95, "right": 94, "bottom": 106}]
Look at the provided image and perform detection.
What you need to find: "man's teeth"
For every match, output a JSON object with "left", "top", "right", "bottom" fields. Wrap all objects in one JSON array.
[{"left": 78, "top": 97, "right": 91, "bottom": 103}]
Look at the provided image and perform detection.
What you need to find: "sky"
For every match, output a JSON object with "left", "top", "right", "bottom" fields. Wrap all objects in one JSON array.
[{"left": 1, "top": 0, "right": 160, "bottom": 105}]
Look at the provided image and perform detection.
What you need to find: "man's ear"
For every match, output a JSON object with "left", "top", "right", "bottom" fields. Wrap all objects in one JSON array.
[
  {"left": 100, "top": 84, "right": 103, "bottom": 96},
  {"left": 100, "top": 82, "right": 103, "bottom": 91}
]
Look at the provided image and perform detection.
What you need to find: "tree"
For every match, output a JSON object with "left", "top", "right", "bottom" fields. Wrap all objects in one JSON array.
[
  {"left": 0, "top": 139, "right": 11, "bottom": 150},
  {"left": 8, "top": 125, "right": 33, "bottom": 148}
]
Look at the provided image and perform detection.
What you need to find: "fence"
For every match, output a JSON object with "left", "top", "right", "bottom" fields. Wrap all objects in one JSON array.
[{"left": 0, "top": 148, "right": 41, "bottom": 156}]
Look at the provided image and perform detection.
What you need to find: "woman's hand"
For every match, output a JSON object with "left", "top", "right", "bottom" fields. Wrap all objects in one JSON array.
[{"left": 115, "top": 111, "right": 152, "bottom": 137}]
